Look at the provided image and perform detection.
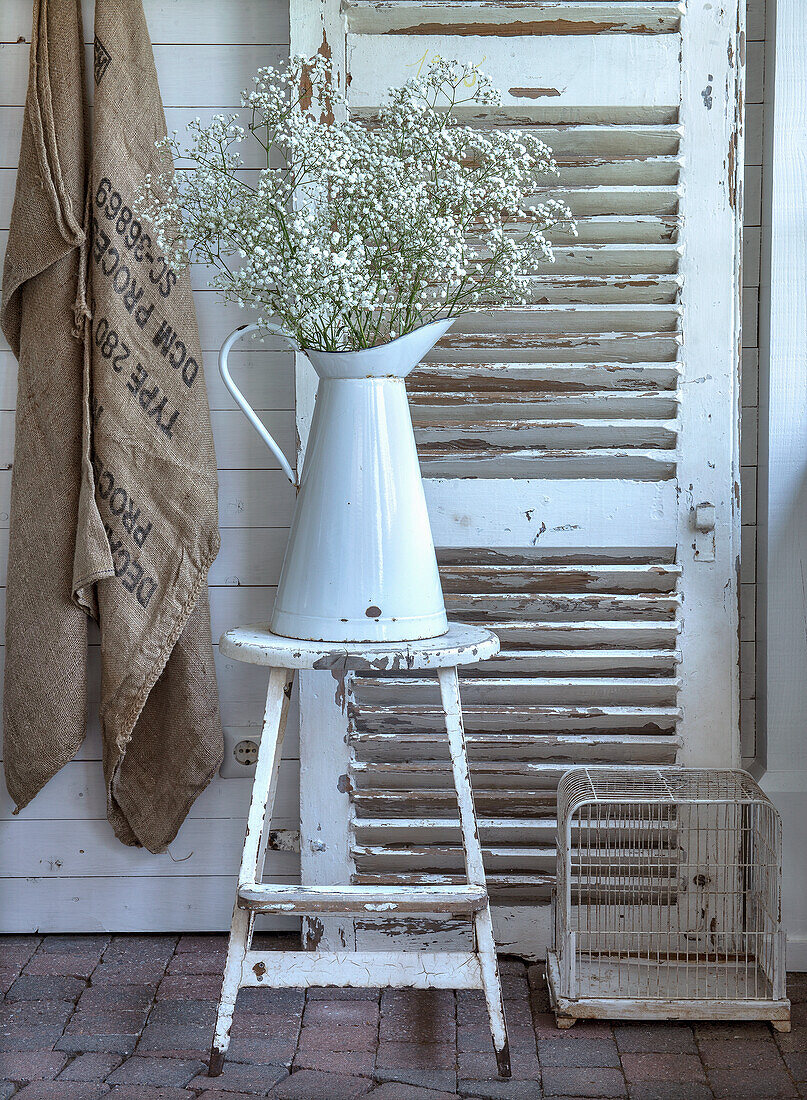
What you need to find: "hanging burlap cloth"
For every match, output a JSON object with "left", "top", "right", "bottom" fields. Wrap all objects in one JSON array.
[{"left": 1, "top": 0, "right": 223, "bottom": 853}]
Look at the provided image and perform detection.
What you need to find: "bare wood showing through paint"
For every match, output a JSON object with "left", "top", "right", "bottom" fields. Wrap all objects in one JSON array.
[{"left": 296, "top": 0, "right": 744, "bottom": 964}]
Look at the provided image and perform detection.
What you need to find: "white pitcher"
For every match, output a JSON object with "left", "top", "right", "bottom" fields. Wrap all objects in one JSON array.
[{"left": 219, "top": 319, "right": 451, "bottom": 643}]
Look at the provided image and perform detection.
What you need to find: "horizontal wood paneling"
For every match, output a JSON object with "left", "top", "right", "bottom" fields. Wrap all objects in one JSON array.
[
  {"left": 0, "top": 0, "right": 289, "bottom": 44},
  {"left": 0, "top": 1, "right": 296, "bottom": 930},
  {"left": 0, "top": 44, "right": 288, "bottom": 107}
]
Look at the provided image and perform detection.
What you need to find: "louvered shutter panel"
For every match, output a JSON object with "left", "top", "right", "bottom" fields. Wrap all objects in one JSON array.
[{"left": 291, "top": 0, "right": 743, "bottom": 956}]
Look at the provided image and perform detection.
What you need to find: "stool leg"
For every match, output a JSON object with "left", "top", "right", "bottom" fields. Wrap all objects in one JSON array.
[
  {"left": 209, "top": 906, "right": 252, "bottom": 1076},
  {"left": 438, "top": 666, "right": 511, "bottom": 1079},
  {"left": 209, "top": 667, "right": 294, "bottom": 1076}
]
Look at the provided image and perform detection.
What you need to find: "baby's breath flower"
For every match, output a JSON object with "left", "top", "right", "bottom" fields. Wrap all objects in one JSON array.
[{"left": 134, "top": 57, "right": 573, "bottom": 351}]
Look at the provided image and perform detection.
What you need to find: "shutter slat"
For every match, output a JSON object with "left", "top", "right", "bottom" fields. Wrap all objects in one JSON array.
[{"left": 344, "top": 2, "right": 685, "bottom": 36}]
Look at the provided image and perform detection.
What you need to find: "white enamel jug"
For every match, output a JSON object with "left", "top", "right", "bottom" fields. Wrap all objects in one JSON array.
[{"left": 219, "top": 319, "right": 451, "bottom": 642}]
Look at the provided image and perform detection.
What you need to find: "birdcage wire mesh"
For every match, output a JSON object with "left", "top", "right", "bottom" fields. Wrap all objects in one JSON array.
[{"left": 551, "top": 768, "right": 786, "bottom": 1009}]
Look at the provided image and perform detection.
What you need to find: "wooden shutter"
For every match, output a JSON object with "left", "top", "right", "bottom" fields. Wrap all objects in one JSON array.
[{"left": 291, "top": 0, "right": 744, "bottom": 956}]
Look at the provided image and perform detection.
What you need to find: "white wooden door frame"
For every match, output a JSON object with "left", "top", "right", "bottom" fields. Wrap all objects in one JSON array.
[
  {"left": 757, "top": 0, "right": 807, "bottom": 969},
  {"left": 291, "top": 0, "right": 744, "bottom": 959}
]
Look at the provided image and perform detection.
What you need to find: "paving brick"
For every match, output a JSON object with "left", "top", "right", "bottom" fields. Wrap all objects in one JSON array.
[
  {"left": 532, "top": 1015, "right": 612, "bottom": 1042},
  {"left": 90, "top": 969, "right": 165, "bottom": 989},
  {"left": 302, "top": 1002, "right": 379, "bottom": 1027},
  {"left": 0, "top": 972, "right": 22, "bottom": 997},
  {"left": 376, "top": 1043, "right": 457, "bottom": 1071},
  {"left": 76, "top": 991, "right": 153, "bottom": 1014},
  {"left": 291, "top": 1049, "right": 375, "bottom": 1077},
  {"left": 541, "top": 1066, "right": 626, "bottom": 1098},
  {"left": 456, "top": 993, "right": 487, "bottom": 1015},
  {"left": 250, "top": 935, "right": 301, "bottom": 953},
  {"left": 147, "top": 1004, "right": 214, "bottom": 1030},
  {"left": 620, "top": 1053, "right": 706, "bottom": 1084},
  {"left": 23, "top": 958, "right": 99, "bottom": 981},
  {"left": 106, "top": 1061, "right": 204, "bottom": 1088},
  {"left": 626, "top": 1087, "right": 714, "bottom": 1100},
  {"left": 137, "top": 1023, "right": 211, "bottom": 1051},
  {"left": 57, "top": 1056, "right": 123, "bottom": 1082},
  {"left": 527, "top": 989, "right": 551, "bottom": 1016},
  {"left": 305, "top": 989, "right": 380, "bottom": 1002},
  {"left": 104, "top": 940, "right": 176, "bottom": 963},
  {"left": 526, "top": 966, "right": 545, "bottom": 991},
  {"left": 698, "top": 1037, "right": 786, "bottom": 1069},
  {"left": 457, "top": 1027, "right": 533, "bottom": 1055},
  {"left": 538, "top": 1039, "right": 619, "bottom": 1068},
  {"left": 6, "top": 978, "right": 85, "bottom": 1004},
  {"left": 366, "top": 1084, "right": 459, "bottom": 1099},
  {"left": 373, "top": 1068, "right": 457, "bottom": 1093},
  {"left": 498, "top": 960, "right": 528, "bottom": 980},
  {"left": 0, "top": 943, "right": 39, "bottom": 970},
  {"left": 233, "top": 991, "right": 303, "bottom": 1016},
  {"left": 694, "top": 1020, "right": 773, "bottom": 1041},
  {"left": 297, "top": 1025, "right": 377, "bottom": 1053},
  {"left": 65, "top": 1014, "right": 147, "bottom": 1036},
  {"left": 1, "top": 1002, "right": 74, "bottom": 1029},
  {"left": 39, "top": 939, "right": 109, "bottom": 957},
  {"left": 785, "top": 974, "right": 807, "bottom": 1004},
  {"left": 105, "top": 1089, "right": 193, "bottom": 1100},
  {"left": 164, "top": 956, "right": 224, "bottom": 977},
  {"left": 196, "top": 1093, "right": 283, "bottom": 1100},
  {"left": 190, "top": 1063, "right": 288, "bottom": 1093},
  {"left": 782, "top": 1050, "right": 807, "bottom": 1079},
  {"left": 12, "top": 1085, "right": 109, "bottom": 1100},
  {"left": 775, "top": 1026, "right": 807, "bottom": 1052},
  {"left": 0, "top": 1026, "right": 66, "bottom": 1051},
  {"left": 501, "top": 980, "right": 530, "bottom": 1004},
  {"left": 270, "top": 1069, "right": 373, "bottom": 1099},
  {"left": 457, "top": 1051, "right": 540, "bottom": 1082},
  {"left": 230, "top": 1015, "right": 300, "bottom": 1045},
  {"left": 458, "top": 1082, "right": 542, "bottom": 1100},
  {"left": 225, "top": 1037, "right": 296, "bottom": 1067},
  {"left": 154, "top": 978, "right": 220, "bottom": 1003},
  {"left": 54, "top": 1040, "right": 136, "bottom": 1058},
  {"left": 613, "top": 1026, "right": 696, "bottom": 1055},
  {"left": 379, "top": 1016, "right": 454, "bottom": 1045},
  {"left": 381, "top": 991, "right": 455, "bottom": 1018},
  {"left": 0, "top": 1055, "right": 68, "bottom": 1082},
  {"left": 707, "top": 1065, "right": 798, "bottom": 1098},
  {"left": 174, "top": 938, "right": 227, "bottom": 956}
]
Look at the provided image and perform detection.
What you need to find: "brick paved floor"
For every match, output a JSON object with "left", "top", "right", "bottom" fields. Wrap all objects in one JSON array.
[{"left": 1, "top": 934, "right": 804, "bottom": 1100}]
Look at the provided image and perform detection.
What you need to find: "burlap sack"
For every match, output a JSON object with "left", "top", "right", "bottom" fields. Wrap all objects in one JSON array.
[{"left": 2, "top": 0, "right": 223, "bottom": 853}]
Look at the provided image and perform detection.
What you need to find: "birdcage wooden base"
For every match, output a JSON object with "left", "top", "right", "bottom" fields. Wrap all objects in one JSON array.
[
  {"left": 208, "top": 624, "right": 511, "bottom": 1079},
  {"left": 546, "top": 949, "right": 791, "bottom": 1030}
]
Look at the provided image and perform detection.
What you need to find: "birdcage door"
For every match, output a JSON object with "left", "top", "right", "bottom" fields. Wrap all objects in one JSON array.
[{"left": 291, "top": 0, "right": 744, "bottom": 957}]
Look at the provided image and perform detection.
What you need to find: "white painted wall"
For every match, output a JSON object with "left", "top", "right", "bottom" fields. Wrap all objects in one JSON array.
[
  {"left": 0, "top": 0, "right": 299, "bottom": 932},
  {"left": 0, "top": 0, "right": 775, "bottom": 940},
  {"left": 757, "top": 0, "right": 807, "bottom": 968}
]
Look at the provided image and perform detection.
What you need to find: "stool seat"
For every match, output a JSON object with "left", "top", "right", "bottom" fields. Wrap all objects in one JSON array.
[
  {"left": 236, "top": 882, "right": 488, "bottom": 915},
  {"left": 219, "top": 621, "right": 500, "bottom": 670}
]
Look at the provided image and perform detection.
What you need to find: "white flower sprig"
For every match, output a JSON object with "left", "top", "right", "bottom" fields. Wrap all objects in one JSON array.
[{"left": 137, "top": 56, "right": 574, "bottom": 351}]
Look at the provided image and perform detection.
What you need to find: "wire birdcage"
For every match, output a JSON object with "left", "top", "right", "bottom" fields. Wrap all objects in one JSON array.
[{"left": 546, "top": 767, "right": 790, "bottom": 1030}]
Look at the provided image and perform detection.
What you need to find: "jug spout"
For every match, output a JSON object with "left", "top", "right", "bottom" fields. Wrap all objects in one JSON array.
[{"left": 303, "top": 318, "right": 454, "bottom": 379}]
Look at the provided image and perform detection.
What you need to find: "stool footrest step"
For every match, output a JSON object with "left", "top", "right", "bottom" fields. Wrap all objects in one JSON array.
[
  {"left": 242, "top": 950, "right": 484, "bottom": 989},
  {"left": 237, "top": 883, "right": 488, "bottom": 914}
]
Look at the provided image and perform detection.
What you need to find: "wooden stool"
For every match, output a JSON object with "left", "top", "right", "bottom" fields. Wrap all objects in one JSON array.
[{"left": 209, "top": 622, "right": 511, "bottom": 1078}]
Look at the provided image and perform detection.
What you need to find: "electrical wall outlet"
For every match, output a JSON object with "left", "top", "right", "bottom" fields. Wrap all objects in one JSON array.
[{"left": 220, "top": 727, "right": 261, "bottom": 778}]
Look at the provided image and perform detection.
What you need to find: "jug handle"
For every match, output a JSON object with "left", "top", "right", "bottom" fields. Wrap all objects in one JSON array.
[{"left": 218, "top": 322, "right": 299, "bottom": 487}]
